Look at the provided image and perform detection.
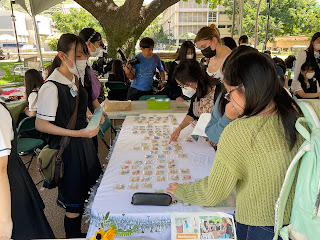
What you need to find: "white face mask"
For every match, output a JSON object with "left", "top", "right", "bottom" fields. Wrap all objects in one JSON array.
[
  {"left": 90, "top": 44, "right": 101, "bottom": 57},
  {"left": 182, "top": 86, "right": 196, "bottom": 98},
  {"left": 314, "top": 44, "right": 320, "bottom": 51},
  {"left": 186, "top": 54, "right": 194, "bottom": 59},
  {"left": 64, "top": 54, "right": 87, "bottom": 81},
  {"left": 306, "top": 72, "right": 315, "bottom": 79}
]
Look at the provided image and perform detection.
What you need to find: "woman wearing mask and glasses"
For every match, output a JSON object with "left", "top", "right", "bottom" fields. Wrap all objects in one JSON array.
[
  {"left": 167, "top": 50, "right": 320, "bottom": 239},
  {"left": 195, "top": 24, "right": 231, "bottom": 83},
  {"left": 205, "top": 46, "right": 258, "bottom": 144},
  {"left": 35, "top": 33, "right": 102, "bottom": 238},
  {"left": 167, "top": 41, "right": 196, "bottom": 102},
  {"left": 169, "top": 59, "right": 219, "bottom": 144}
]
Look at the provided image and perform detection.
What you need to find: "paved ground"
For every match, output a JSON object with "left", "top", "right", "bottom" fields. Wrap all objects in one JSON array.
[{"left": 20, "top": 122, "right": 122, "bottom": 238}]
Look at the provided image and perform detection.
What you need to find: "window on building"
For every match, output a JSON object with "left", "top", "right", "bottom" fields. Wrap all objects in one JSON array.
[
  {"left": 208, "top": 12, "right": 217, "bottom": 22},
  {"left": 218, "top": 25, "right": 226, "bottom": 28},
  {"left": 227, "top": 25, "right": 232, "bottom": 28}
]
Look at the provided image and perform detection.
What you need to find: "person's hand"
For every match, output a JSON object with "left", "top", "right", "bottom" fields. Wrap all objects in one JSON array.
[
  {"left": 225, "top": 102, "right": 239, "bottom": 120},
  {"left": 125, "top": 60, "right": 132, "bottom": 70},
  {"left": 99, "top": 115, "right": 105, "bottom": 124},
  {"left": 284, "top": 74, "right": 289, "bottom": 82},
  {"left": 167, "top": 182, "right": 179, "bottom": 195},
  {"left": 176, "top": 97, "right": 184, "bottom": 102},
  {"left": 77, "top": 126, "right": 99, "bottom": 138},
  {"left": 102, "top": 111, "right": 108, "bottom": 117},
  {"left": 0, "top": 220, "right": 12, "bottom": 240},
  {"left": 0, "top": 88, "right": 3, "bottom": 95},
  {"left": 24, "top": 107, "right": 29, "bottom": 112},
  {"left": 158, "top": 81, "right": 167, "bottom": 89},
  {"left": 169, "top": 127, "right": 181, "bottom": 144}
]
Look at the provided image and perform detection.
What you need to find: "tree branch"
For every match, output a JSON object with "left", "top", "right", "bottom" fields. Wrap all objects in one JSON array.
[
  {"left": 141, "top": 0, "right": 179, "bottom": 26},
  {"left": 74, "top": 0, "right": 118, "bottom": 20},
  {"left": 122, "top": 0, "right": 144, "bottom": 20}
]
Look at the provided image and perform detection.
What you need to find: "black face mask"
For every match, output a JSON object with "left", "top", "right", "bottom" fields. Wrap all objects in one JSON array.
[{"left": 201, "top": 46, "right": 216, "bottom": 58}]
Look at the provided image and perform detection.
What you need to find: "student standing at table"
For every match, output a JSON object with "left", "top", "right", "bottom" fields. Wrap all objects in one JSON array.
[
  {"left": 79, "top": 28, "right": 106, "bottom": 151},
  {"left": 167, "top": 41, "right": 196, "bottom": 102},
  {"left": 36, "top": 33, "right": 102, "bottom": 238},
  {"left": 291, "top": 62, "right": 320, "bottom": 99},
  {"left": 79, "top": 28, "right": 104, "bottom": 114},
  {"left": 293, "top": 32, "right": 320, "bottom": 86},
  {"left": 169, "top": 59, "right": 218, "bottom": 143},
  {"left": 0, "top": 99, "right": 54, "bottom": 240},
  {"left": 123, "top": 37, "right": 166, "bottom": 100},
  {"left": 167, "top": 51, "right": 320, "bottom": 240},
  {"left": 24, "top": 69, "right": 43, "bottom": 117},
  {"left": 194, "top": 24, "right": 231, "bottom": 83},
  {"left": 205, "top": 46, "right": 258, "bottom": 144}
]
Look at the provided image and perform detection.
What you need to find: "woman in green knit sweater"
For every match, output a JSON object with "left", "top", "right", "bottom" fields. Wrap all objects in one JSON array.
[{"left": 167, "top": 50, "right": 320, "bottom": 239}]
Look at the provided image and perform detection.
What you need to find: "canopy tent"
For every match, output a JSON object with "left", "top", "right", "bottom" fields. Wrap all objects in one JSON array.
[
  {"left": 179, "top": 32, "right": 196, "bottom": 40},
  {"left": 0, "top": 34, "right": 16, "bottom": 41},
  {"left": 15, "top": 0, "right": 64, "bottom": 69}
]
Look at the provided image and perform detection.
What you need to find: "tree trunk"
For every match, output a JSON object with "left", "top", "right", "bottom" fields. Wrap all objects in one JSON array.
[{"left": 74, "top": 0, "right": 180, "bottom": 58}]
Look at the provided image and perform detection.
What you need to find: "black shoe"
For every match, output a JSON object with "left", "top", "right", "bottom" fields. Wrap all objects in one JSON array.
[{"left": 64, "top": 215, "right": 83, "bottom": 238}]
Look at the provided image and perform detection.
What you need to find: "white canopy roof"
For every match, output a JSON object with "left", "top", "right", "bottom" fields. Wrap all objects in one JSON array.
[{"left": 15, "top": 0, "right": 64, "bottom": 16}]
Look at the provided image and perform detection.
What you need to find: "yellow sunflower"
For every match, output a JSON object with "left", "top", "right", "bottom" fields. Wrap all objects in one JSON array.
[
  {"left": 91, "top": 228, "right": 106, "bottom": 240},
  {"left": 101, "top": 228, "right": 116, "bottom": 240}
]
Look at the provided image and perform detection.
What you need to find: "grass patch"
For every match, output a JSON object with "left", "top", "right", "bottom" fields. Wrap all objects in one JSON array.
[{"left": 0, "top": 61, "right": 52, "bottom": 87}]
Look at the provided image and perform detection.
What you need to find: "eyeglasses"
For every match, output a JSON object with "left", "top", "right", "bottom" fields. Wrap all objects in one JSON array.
[
  {"left": 177, "top": 82, "right": 191, "bottom": 89},
  {"left": 224, "top": 83, "right": 243, "bottom": 101}
]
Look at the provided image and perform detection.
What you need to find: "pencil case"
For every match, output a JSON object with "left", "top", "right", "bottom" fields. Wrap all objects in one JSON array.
[{"left": 131, "top": 192, "right": 172, "bottom": 206}]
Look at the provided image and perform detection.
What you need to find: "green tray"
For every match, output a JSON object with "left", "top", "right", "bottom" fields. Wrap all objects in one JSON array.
[{"left": 147, "top": 98, "right": 170, "bottom": 109}]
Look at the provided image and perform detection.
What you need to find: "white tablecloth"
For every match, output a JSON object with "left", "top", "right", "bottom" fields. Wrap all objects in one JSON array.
[{"left": 86, "top": 113, "right": 231, "bottom": 239}]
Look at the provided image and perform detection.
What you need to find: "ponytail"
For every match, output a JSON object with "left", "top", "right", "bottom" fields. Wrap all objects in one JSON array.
[
  {"left": 47, "top": 55, "right": 61, "bottom": 78},
  {"left": 195, "top": 24, "right": 221, "bottom": 44}
]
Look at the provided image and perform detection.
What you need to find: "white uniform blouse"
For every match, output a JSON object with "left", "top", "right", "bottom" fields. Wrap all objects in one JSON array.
[
  {"left": 37, "top": 68, "right": 76, "bottom": 122},
  {"left": 0, "top": 99, "right": 14, "bottom": 157}
]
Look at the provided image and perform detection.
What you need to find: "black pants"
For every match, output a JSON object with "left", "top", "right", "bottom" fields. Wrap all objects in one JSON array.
[{"left": 127, "top": 87, "right": 153, "bottom": 100}]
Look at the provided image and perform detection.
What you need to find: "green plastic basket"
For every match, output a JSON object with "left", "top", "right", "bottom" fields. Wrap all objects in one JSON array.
[{"left": 147, "top": 98, "right": 171, "bottom": 109}]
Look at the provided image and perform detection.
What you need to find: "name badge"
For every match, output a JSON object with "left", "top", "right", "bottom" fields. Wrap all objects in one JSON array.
[{"left": 70, "top": 87, "right": 77, "bottom": 97}]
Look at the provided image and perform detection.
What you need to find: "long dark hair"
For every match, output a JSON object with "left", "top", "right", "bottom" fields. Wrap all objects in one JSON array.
[
  {"left": 218, "top": 46, "right": 258, "bottom": 115},
  {"left": 222, "top": 37, "right": 237, "bottom": 50},
  {"left": 48, "top": 33, "right": 88, "bottom": 77},
  {"left": 112, "top": 59, "right": 127, "bottom": 83},
  {"left": 173, "top": 59, "right": 214, "bottom": 99},
  {"left": 298, "top": 62, "right": 317, "bottom": 93},
  {"left": 223, "top": 50, "right": 302, "bottom": 150},
  {"left": 25, "top": 69, "right": 43, "bottom": 98},
  {"left": 79, "top": 28, "right": 102, "bottom": 43},
  {"left": 176, "top": 41, "right": 196, "bottom": 61},
  {"left": 307, "top": 32, "right": 320, "bottom": 56}
]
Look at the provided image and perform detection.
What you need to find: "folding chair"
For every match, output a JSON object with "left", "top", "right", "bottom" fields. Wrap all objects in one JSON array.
[
  {"left": 16, "top": 116, "right": 44, "bottom": 170},
  {"left": 98, "top": 115, "right": 117, "bottom": 150},
  {"left": 139, "top": 95, "right": 168, "bottom": 100}
]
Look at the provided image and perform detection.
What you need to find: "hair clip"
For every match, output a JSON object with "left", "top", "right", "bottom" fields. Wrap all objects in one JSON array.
[{"left": 87, "top": 30, "right": 97, "bottom": 42}]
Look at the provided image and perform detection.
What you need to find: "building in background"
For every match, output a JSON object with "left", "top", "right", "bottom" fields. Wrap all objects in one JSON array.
[
  {"left": 163, "top": 1, "right": 234, "bottom": 46},
  {"left": 0, "top": 9, "right": 53, "bottom": 51}
]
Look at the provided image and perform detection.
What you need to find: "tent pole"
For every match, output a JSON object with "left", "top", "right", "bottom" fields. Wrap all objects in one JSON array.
[{"left": 29, "top": 0, "right": 44, "bottom": 70}]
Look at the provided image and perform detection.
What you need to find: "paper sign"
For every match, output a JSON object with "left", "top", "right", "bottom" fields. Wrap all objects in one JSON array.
[{"left": 171, "top": 212, "right": 236, "bottom": 240}]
